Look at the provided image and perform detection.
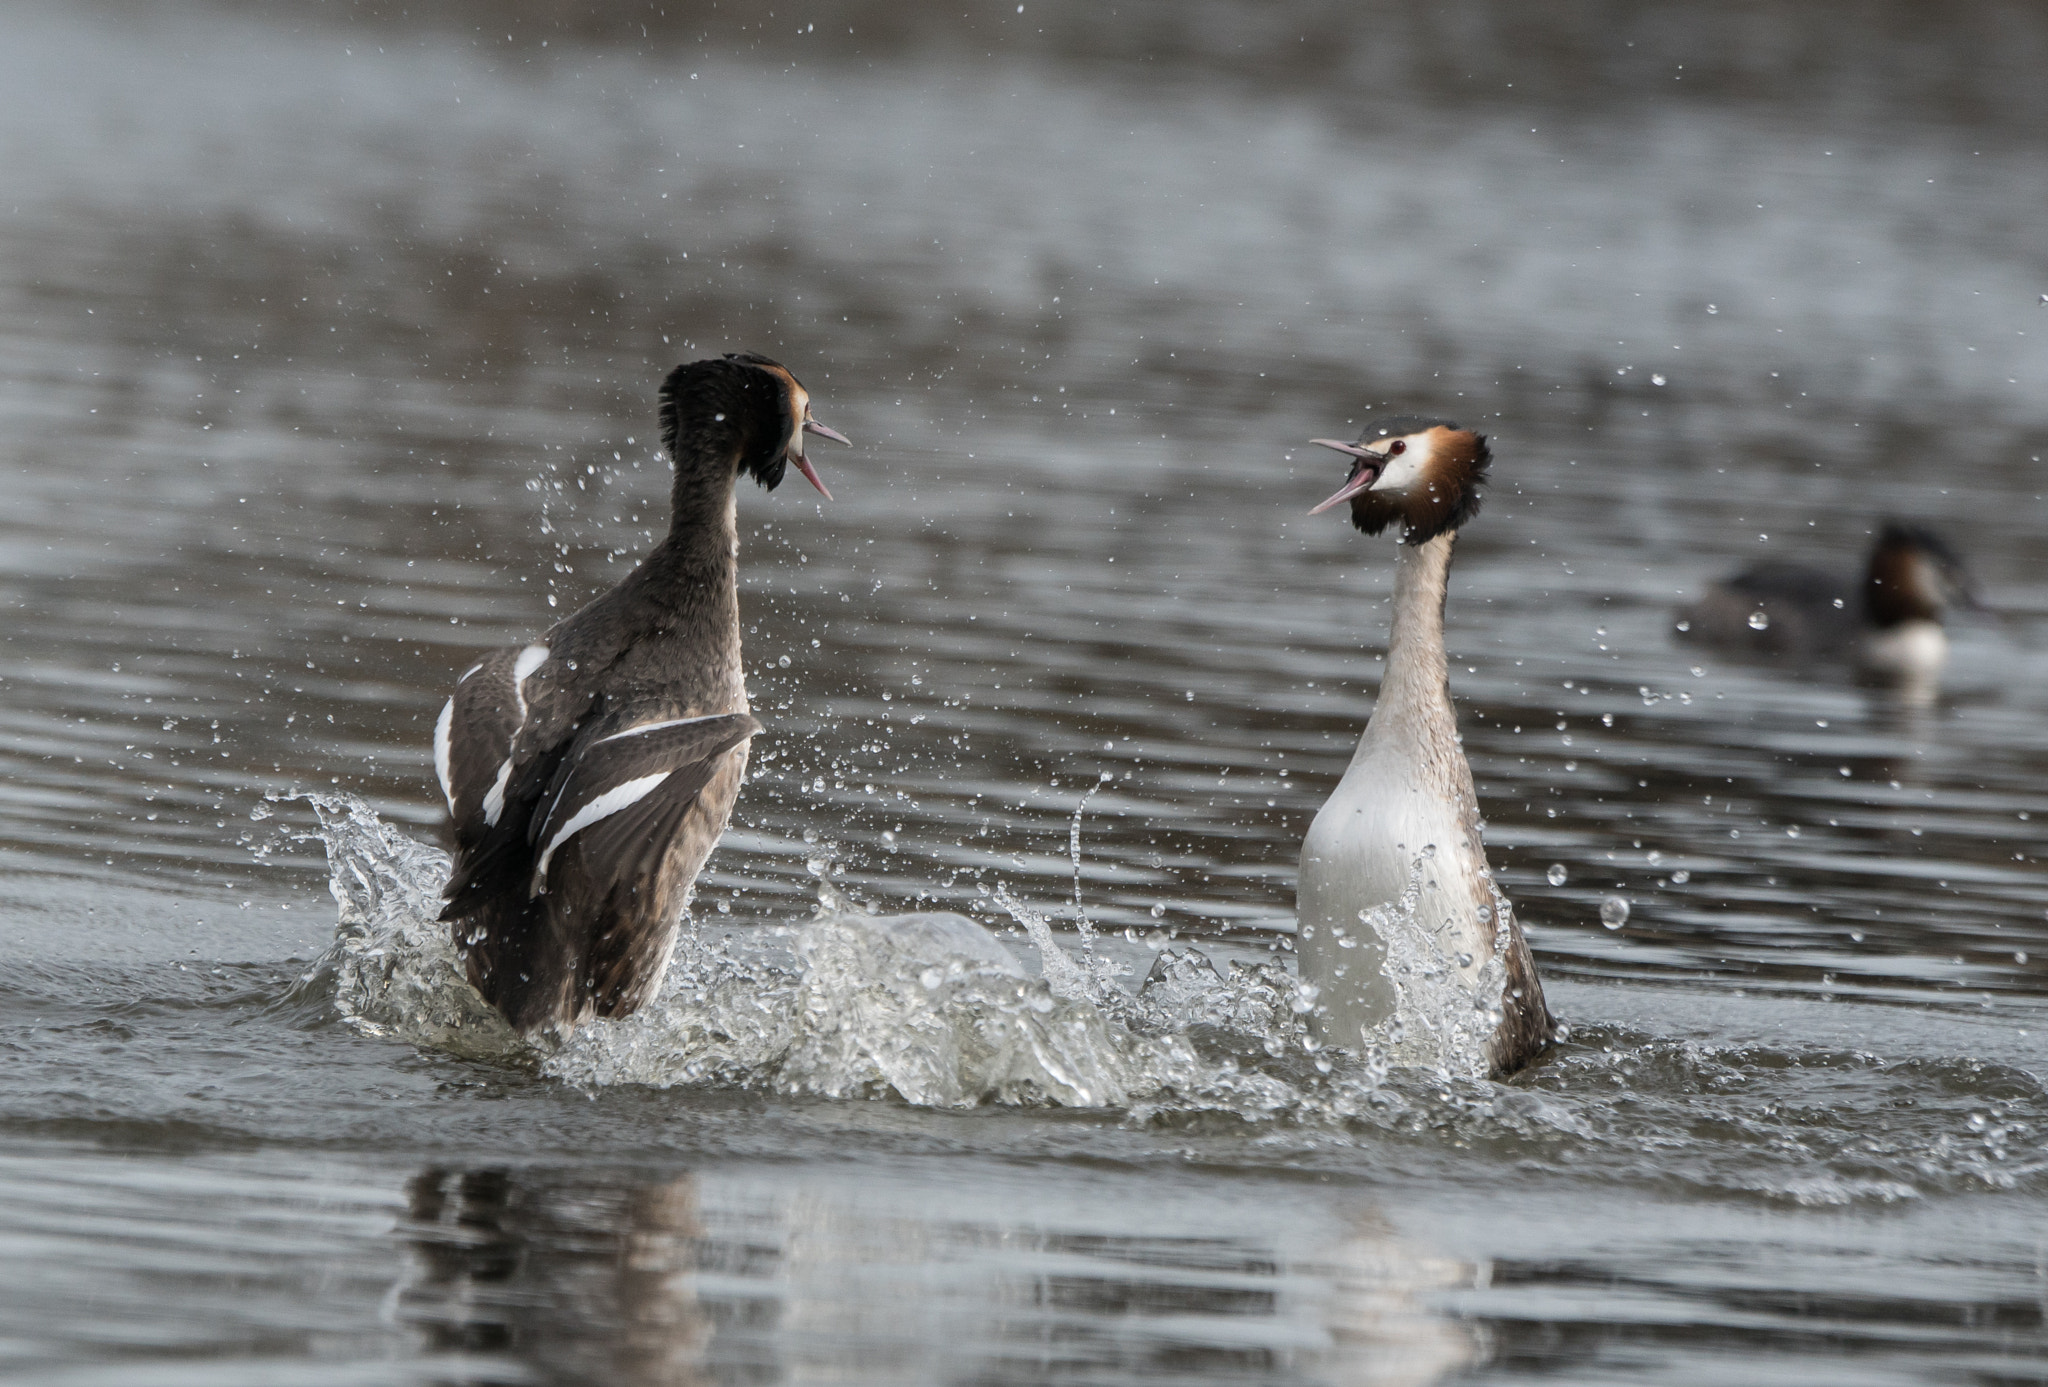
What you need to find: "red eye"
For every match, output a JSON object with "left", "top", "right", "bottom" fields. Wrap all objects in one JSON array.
[{"left": 1388, "top": 439, "right": 1407, "bottom": 455}]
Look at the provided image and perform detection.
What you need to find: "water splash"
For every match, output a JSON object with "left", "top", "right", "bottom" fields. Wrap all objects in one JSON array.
[
  {"left": 548, "top": 891, "right": 1198, "bottom": 1108},
  {"left": 1335, "top": 852, "right": 1510, "bottom": 1083},
  {"left": 280, "top": 794, "right": 1498, "bottom": 1116},
  {"left": 281, "top": 791, "right": 528, "bottom": 1061},
  {"left": 265, "top": 799, "right": 2048, "bottom": 1201}
]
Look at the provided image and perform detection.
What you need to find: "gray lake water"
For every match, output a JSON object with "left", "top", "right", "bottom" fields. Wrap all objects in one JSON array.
[{"left": 3, "top": 1, "right": 2047, "bottom": 1382}]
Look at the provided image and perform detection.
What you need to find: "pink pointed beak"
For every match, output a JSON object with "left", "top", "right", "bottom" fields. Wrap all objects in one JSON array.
[
  {"left": 793, "top": 418, "right": 852, "bottom": 500},
  {"left": 1307, "top": 438, "right": 1384, "bottom": 514}
]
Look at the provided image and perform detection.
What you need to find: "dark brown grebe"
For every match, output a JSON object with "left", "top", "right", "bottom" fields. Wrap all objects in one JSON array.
[{"left": 433, "top": 353, "right": 850, "bottom": 1035}]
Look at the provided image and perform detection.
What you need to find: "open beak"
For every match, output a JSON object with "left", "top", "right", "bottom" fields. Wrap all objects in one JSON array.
[
  {"left": 792, "top": 418, "right": 852, "bottom": 500},
  {"left": 1306, "top": 438, "right": 1384, "bottom": 514}
]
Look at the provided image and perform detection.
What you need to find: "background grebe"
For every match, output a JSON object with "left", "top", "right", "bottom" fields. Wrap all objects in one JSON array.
[
  {"left": 1294, "top": 418, "right": 1552, "bottom": 1076},
  {"left": 1676, "top": 521, "right": 1976, "bottom": 701},
  {"left": 435, "top": 353, "right": 850, "bottom": 1034}
]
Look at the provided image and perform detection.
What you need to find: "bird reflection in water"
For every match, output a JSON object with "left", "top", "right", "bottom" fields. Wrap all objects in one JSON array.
[
  {"left": 393, "top": 1167, "right": 710, "bottom": 1386},
  {"left": 389, "top": 1166, "right": 1478, "bottom": 1385}
]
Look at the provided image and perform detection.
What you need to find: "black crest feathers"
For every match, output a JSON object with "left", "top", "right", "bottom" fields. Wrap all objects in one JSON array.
[{"left": 656, "top": 354, "right": 794, "bottom": 489}]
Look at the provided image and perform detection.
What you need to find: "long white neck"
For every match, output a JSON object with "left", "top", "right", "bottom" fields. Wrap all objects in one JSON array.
[{"left": 1361, "top": 532, "right": 1457, "bottom": 761}]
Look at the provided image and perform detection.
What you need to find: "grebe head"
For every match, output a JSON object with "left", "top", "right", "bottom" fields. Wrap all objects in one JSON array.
[
  {"left": 657, "top": 352, "right": 851, "bottom": 498},
  {"left": 1865, "top": 521, "right": 1976, "bottom": 627},
  {"left": 1307, "top": 416, "right": 1491, "bottom": 543}
]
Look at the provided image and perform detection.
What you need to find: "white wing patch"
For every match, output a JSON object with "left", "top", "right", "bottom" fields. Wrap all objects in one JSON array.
[
  {"left": 475, "top": 644, "right": 550, "bottom": 826},
  {"left": 514, "top": 643, "right": 550, "bottom": 685},
  {"left": 433, "top": 698, "right": 457, "bottom": 812},
  {"left": 482, "top": 759, "right": 515, "bottom": 827},
  {"left": 595, "top": 713, "right": 732, "bottom": 746},
  {"left": 531, "top": 770, "right": 672, "bottom": 889}
]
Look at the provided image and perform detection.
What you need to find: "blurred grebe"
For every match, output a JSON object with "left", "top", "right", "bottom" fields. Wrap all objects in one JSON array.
[
  {"left": 1676, "top": 522, "right": 1975, "bottom": 701},
  {"left": 435, "top": 353, "right": 850, "bottom": 1034},
  {"left": 1294, "top": 418, "right": 1552, "bottom": 1076}
]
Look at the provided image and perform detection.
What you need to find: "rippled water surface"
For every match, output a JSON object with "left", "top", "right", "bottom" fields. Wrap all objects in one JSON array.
[{"left": 3, "top": 1, "right": 2047, "bottom": 1382}]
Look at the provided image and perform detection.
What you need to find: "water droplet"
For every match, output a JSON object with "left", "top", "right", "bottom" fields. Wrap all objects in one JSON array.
[
  {"left": 1747, "top": 610, "right": 1770, "bottom": 630},
  {"left": 2015, "top": 951, "right": 2029, "bottom": 964},
  {"left": 802, "top": 827, "right": 819, "bottom": 844},
  {"left": 1785, "top": 825, "right": 1801, "bottom": 838},
  {"left": 1546, "top": 863, "right": 1568, "bottom": 886},
  {"left": 1674, "top": 619, "right": 1690, "bottom": 632},
  {"left": 1456, "top": 952, "right": 1474, "bottom": 968},
  {"left": 1967, "top": 1112, "right": 1988, "bottom": 1132},
  {"left": 1149, "top": 903, "right": 1165, "bottom": 918},
  {"left": 1670, "top": 869, "right": 1691, "bottom": 884},
  {"left": 1706, "top": 303, "right": 1719, "bottom": 314},
  {"left": 1651, "top": 373, "right": 1667, "bottom": 386},
  {"left": 1600, "top": 896, "right": 1630, "bottom": 929}
]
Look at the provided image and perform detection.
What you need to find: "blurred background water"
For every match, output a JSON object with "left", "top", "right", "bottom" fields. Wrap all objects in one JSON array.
[{"left": 1, "top": 0, "right": 2045, "bottom": 1382}]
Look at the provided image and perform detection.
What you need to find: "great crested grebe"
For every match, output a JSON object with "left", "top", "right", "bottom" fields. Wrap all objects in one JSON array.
[
  {"left": 1294, "top": 417, "right": 1551, "bottom": 1076},
  {"left": 1676, "top": 521, "right": 1976, "bottom": 701},
  {"left": 435, "top": 353, "right": 850, "bottom": 1034}
]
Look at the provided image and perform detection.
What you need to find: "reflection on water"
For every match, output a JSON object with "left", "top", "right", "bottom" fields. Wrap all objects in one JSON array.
[
  {"left": 399, "top": 1169, "right": 711, "bottom": 1385},
  {"left": 394, "top": 1164, "right": 1475, "bottom": 1387}
]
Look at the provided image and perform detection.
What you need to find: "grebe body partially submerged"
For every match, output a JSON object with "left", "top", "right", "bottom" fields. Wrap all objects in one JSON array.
[
  {"left": 1294, "top": 419, "right": 1551, "bottom": 1076},
  {"left": 434, "top": 354, "right": 850, "bottom": 1035},
  {"left": 1677, "top": 522, "right": 1974, "bottom": 702}
]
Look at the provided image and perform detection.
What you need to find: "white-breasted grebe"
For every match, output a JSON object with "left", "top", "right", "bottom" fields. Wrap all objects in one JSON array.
[
  {"left": 1676, "top": 521, "right": 1975, "bottom": 702},
  {"left": 435, "top": 353, "right": 850, "bottom": 1034},
  {"left": 1294, "top": 417, "right": 1552, "bottom": 1076}
]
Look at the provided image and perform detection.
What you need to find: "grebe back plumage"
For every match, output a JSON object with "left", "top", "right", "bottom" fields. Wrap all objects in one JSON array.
[{"left": 1294, "top": 417, "right": 1551, "bottom": 1076}]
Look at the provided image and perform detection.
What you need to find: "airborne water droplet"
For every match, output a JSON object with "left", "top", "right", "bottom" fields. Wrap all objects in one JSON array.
[
  {"left": 1600, "top": 896, "right": 1630, "bottom": 929},
  {"left": 1747, "top": 610, "right": 1770, "bottom": 630},
  {"left": 1546, "top": 863, "right": 1568, "bottom": 886}
]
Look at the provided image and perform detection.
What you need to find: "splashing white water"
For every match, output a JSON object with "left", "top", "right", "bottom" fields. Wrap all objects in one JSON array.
[
  {"left": 284, "top": 791, "right": 528, "bottom": 1061},
  {"left": 282, "top": 794, "right": 1510, "bottom": 1114},
  {"left": 1345, "top": 853, "right": 1511, "bottom": 1082}
]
